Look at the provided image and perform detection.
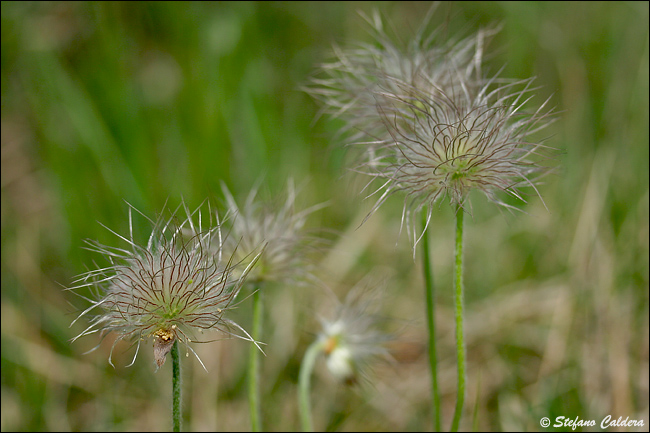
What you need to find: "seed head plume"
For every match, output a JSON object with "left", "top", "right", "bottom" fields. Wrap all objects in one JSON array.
[
  {"left": 67, "top": 200, "right": 262, "bottom": 371},
  {"left": 306, "top": 8, "right": 555, "bottom": 250}
]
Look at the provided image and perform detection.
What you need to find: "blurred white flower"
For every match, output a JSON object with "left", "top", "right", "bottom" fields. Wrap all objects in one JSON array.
[{"left": 318, "top": 282, "right": 393, "bottom": 385}]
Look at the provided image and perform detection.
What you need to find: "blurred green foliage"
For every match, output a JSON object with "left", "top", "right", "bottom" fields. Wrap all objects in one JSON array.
[{"left": 1, "top": 2, "right": 648, "bottom": 431}]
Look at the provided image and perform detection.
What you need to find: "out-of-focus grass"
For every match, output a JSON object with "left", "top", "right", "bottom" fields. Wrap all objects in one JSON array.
[{"left": 1, "top": 2, "right": 647, "bottom": 431}]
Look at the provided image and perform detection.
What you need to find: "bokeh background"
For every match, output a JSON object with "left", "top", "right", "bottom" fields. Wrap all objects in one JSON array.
[{"left": 1, "top": 1, "right": 648, "bottom": 431}]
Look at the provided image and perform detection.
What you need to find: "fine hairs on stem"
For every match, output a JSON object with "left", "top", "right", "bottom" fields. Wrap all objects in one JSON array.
[
  {"left": 450, "top": 206, "right": 466, "bottom": 432},
  {"left": 421, "top": 211, "right": 441, "bottom": 431},
  {"left": 171, "top": 341, "right": 182, "bottom": 432}
]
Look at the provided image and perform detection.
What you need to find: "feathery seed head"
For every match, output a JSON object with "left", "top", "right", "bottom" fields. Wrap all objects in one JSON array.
[
  {"left": 366, "top": 75, "right": 556, "bottom": 218},
  {"left": 307, "top": 9, "right": 556, "bottom": 249},
  {"left": 306, "top": 8, "right": 495, "bottom": 144},
  {"left": 68, "top": 201, "right": 259, "bottom": 371},
  {"left": 221, "top": 181, "right": 324, "bottom": 287}
]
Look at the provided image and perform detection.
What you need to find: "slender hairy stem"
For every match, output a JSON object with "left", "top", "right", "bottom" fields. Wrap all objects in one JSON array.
[
  {"left": 299, "top": 339, "right": 326, "bottom": 432},
  {"left": 450, "top": 207, "right": 466, "bottom": 432},
  {"left": 171, "top": 340, "right": 182, "bottom": 432},
  {"left": 248, "top": 288, "right": 263, "bottom": 432},
  {"left": 421, "top": 212, "right": 441, "bottom": 431}
]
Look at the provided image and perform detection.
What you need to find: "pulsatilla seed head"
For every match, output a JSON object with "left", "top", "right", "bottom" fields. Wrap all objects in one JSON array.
[
  {"left": 306, "top": 8, "right": 556, "bottom": 250},
  {"left": 220, "top": 180, "right": 326, "bottom": 287},
  {"left": 365, "top": 75, "right": 556, "bottom": 222},
  {"left": 67, "top": 201, "right": 261, "bottom": 371},
  {"left": 305, "top": 7, "right": 494, "bottom": 146}
]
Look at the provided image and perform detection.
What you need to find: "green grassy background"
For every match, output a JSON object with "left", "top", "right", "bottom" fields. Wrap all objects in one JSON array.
[{"left": 1, "top": 1, "right": 648, "bottom": 431}]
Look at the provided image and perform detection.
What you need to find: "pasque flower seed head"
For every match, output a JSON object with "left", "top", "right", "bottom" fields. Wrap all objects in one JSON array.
[
  {"left": 306, "top": 8, "right": 496, "bottom": 146},
  {"left": 68, "top": 201, "right": 261, "bottom": 371},
  {"left": 220, "top": 181, "right": 325, "bottom": 287},
  {"left": 307, "top": 9, "right": 555, "bottom": 248},
  {"left": 363, "top": 74, "right": 556, "bottom": 244}
]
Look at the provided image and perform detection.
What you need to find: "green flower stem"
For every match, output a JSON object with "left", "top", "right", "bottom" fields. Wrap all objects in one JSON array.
[
  {"left": 171, "top": 340, "right": 182, "bottom": 432},
  {"left": 248, "top": 287, "right": 263, "bottom": 432},
  {"left": 421, "top": 212, "right": 441, "bottom": 432},
  {"left": 450, "top": 207, "right": 466, "bottom": 432},
  {"left": 299, "top": 338, "right": 326, "bottom": 432}
]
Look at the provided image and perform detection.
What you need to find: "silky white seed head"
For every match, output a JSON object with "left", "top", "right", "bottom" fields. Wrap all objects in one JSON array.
[
  {"left": 67, "top": 201, "right": 260, "bottom": 371},
  {"left": 307, "top": 8, "right": 556, "bottom": 250}
]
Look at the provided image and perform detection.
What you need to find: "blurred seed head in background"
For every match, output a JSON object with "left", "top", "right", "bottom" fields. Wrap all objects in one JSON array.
[{"left": 220, "top": 180, "right": 326, "bottom": 288}]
